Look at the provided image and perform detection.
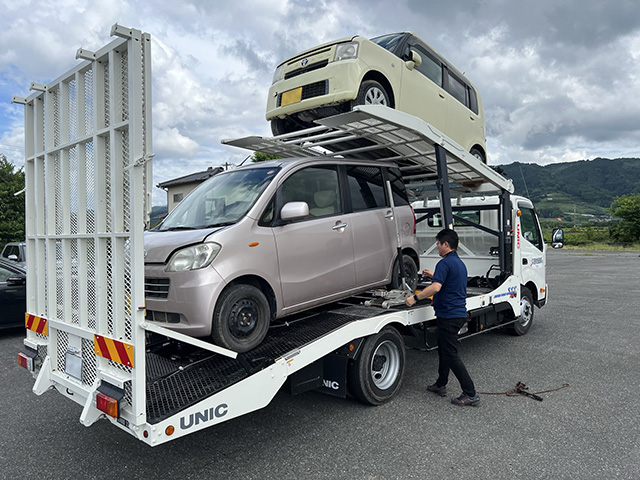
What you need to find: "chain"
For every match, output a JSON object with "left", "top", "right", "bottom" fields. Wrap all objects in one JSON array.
[{"left": 479, "top": 382, "right": 570, "bottom": 399}]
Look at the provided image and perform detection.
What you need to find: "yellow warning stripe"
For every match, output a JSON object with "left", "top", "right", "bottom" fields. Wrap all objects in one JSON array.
[{"left": 94, "top": 335, "right": 134, "bottom": 367}]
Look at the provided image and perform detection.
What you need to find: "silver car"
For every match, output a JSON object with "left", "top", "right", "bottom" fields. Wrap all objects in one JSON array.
[{"left": 144, "top": 158, "right": 419, "bottom": 352}]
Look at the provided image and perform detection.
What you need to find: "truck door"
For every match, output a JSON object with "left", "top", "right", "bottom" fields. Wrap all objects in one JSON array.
[{"left": 517, "top": 202, "right": 546, "bottom": 295}]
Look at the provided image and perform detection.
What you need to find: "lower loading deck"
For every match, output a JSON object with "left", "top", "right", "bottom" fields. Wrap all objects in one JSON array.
[
  {"left": 143, "top": 284, "right": 500, "bottom": 425},
  {"left": 145, "top": 302, "right": 403, "bottom": 424}
]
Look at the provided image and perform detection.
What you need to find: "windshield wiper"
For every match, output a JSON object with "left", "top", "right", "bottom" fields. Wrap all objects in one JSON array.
[
  {"left": 161, "top": 226, "right": 196, "bottom": 231},
  {"left": 201, "top": 222, "right": 235, "bottom": 229}
]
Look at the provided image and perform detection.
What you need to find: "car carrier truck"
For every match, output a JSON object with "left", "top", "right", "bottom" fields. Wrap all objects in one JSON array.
[{"left": 15, "top": 25, "right": 553, "bottom": 446}]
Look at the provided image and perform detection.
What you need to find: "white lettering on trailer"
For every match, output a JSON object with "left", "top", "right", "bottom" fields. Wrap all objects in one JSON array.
[
  {"left": 323, "top": 380, "right": 340, "bottom": 390},
  {"left": 180, "top": 403, "right": 229, "bottom": 429}
]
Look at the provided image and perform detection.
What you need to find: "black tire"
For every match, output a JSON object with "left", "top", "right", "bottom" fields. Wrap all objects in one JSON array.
[
  {"left": 389, "top": 254, "right": 418, "bottom": 291},
  {"left": 470, "top": 147, "right": 486, "bottom": 164},
  {"left": 509, "top": 287, "right": 534, "bottom": 336},
  {"left": 348, "top": 327, "right": 405, "bottom": 405},
  {"left": 270, "top": 117, "right": 289, "bottom": 136},
  {"left": 355, "top": 80, "right": 390, "bottom": 107},
  {"left": 212, "top": 284, "right": 271, "bottom": 352}
]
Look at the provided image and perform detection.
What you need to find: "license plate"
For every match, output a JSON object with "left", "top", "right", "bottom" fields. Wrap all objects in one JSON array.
[{"left": 281, "top": 87, "right": 302, "bottom": 107}]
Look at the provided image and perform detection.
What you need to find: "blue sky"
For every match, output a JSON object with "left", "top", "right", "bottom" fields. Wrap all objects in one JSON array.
[{"left": 2, "top": 0, "right": 639, "bottom": 205}]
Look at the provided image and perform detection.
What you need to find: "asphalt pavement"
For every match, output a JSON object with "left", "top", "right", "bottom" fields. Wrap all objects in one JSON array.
[{"left": 1, "top": 249, "right": 639, "bottom": 479}]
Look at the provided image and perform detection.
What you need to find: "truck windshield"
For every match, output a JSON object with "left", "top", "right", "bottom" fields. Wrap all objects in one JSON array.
[
  {"left": 370, "top": 33, "right": 405, "bottom": 54},
  {"left": 157, "top": 167, "right": 280, "bottom": 231}
]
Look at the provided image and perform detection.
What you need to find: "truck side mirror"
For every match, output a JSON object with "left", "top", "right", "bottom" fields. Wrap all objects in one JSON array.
[{"left": 551, "top": 228, "right": 564, "bottom": 249}]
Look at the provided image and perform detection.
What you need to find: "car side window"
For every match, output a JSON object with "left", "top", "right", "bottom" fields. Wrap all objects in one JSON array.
[
  {"left": 446, "top": 71, "right": 468, "bottom": 106},
  {"left": 346, "top": 165, "right": 387, "bottom": 211},
  {"left": 410, "top": 46, "right": 442, "bottom": 87},
  {"left": 520, "top": 207, "right": 543, "bottom": 251},
  {"left": 0, "top": 265, "right": 12, "bottom": 282},
  {"left": 280, "top": 166, "right": 341, "bottom": 219},
  {"left": 387, "top": 167, "right": 410, "bottom": 206}
]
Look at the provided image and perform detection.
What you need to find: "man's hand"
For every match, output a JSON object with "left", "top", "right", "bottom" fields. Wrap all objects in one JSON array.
[
  {"left": 405, "top": 294, "right": 417, "bottom": 307},
  {"left": 422, "top": 268, "right": 434, "bottom": 279}
]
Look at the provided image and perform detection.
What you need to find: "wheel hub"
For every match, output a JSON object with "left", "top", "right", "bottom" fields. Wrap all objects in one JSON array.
[{"left": 230, "top": 300, "right": 258, "bottom": 337}]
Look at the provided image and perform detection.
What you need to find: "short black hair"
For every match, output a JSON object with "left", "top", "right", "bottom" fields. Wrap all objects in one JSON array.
[{"left": 436, "top": 228, "right": 459, "bottom": 250}]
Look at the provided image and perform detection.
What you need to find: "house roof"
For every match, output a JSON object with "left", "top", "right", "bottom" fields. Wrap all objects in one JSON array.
[{"left": 157, "top": 166, "right": 224, "bottom": 189}]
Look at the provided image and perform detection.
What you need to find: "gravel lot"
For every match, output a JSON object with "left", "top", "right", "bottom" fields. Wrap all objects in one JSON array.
[{"left": 1, "top": 249, "right": 639, "bottom": 479}]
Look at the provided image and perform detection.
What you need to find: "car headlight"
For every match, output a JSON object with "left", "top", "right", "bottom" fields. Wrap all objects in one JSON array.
[
  {"left": 334, "top": 42, "right": 359, "bottom": 61},
  {"left": 272, "top": 64, "right": 284, "bottom": 84},
  {"left": 165, "top": 243, "right": 221, "bottom": 272}
]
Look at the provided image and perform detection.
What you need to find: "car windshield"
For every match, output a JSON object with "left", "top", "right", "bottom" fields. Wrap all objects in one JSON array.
[
  {"left": 157, "top": 167, "right": 280, "bottom": 231},
  {"left": 370, "top": 33, "right": 406, "bottom": 54}
]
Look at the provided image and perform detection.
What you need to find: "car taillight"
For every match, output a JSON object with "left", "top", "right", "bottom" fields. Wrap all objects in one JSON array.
[{"left": 410, "top": 205, "right": 417, "bottom": 234}]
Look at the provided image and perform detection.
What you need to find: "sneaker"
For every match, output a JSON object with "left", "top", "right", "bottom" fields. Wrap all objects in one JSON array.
[
  {"left": 451, "top": 393, "right": 480, "bottom": 406},
  {"left": 427, "top": 383, "right": 447, "bottom": 397}
]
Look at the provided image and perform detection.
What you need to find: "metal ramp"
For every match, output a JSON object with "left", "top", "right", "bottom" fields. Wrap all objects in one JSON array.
[
  {"left": 223, "top": 105, "right": 513, "bottom": 195},
  {"left": 144, "top": 303, "right": 395, "bottom": 424}
]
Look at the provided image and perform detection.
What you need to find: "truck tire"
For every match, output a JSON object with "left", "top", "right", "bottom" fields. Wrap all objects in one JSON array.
[
  {"left": 212, "top": 284, "right": 271, "bottom": 352},
  {"left": 389, "top": 254, "right": 418, "bottom": 291},
  {"left": 355, "top": 80, "right": 390, "bottom": 107},
  {"left": 348, "top": 326, "right": 405, "bottom": 405},
  {"left": 509, "top": 286, "right": 534, "bottom": 336}
]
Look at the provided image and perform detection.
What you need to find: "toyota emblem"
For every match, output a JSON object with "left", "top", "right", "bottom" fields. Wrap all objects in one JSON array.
[{"left": 300, "top": 58, "right": 309, "bottom": 67}]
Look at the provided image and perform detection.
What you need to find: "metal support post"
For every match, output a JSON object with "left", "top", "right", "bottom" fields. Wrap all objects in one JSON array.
[{"left": 435, "top": 144, "right": 453, "bottom": 229}]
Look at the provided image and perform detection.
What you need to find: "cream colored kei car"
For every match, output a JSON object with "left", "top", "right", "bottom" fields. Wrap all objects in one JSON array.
[
  {"left": 267, "top": 32, "right": 487, "bottom": 162},
  {"left": 144, "top": 158, "right": 419, "bottom": 352}
]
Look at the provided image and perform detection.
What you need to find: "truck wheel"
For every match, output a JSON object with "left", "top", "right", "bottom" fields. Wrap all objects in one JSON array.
[
  {"left": 212, "top": 284, "right": 270, "bottom": 352},
  {"left": 348, "top": 327, "right": 405, "bottom": 405},
  {"left": 355, "top": 80, "right": 390, "bottom": 107},
  {"left": 509, "top": 287, "right": 534, "bottom": 336},
  {"left": 389, "top": 254, "right": 418, "bottom": 291}
]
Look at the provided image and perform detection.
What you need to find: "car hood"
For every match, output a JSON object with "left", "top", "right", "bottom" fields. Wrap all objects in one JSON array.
[{"left": 144, "top": 227, "right": 224, "bottom": 264}]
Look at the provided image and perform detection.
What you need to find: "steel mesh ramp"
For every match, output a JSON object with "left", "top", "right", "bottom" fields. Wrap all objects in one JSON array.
[
  {"left": 145, "top": 307, "right": 380, "bottom": 424},
  {"left": 222, "top": 105, "right": 513, "bottom": 194}
]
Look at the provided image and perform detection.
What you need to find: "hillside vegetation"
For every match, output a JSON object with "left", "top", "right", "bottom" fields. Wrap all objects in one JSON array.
[{"left": 498, "top": 157, "right": 640, "bottom": 222}]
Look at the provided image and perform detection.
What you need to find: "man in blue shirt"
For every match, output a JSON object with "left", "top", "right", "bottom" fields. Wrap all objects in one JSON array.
[{"left": 405, "top": 229, "right": 479, "bottom": 406}]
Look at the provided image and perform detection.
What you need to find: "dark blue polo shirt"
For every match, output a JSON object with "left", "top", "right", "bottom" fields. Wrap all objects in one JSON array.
[{"left": 431, "top": 251, "right": 467, "bottom": 319}]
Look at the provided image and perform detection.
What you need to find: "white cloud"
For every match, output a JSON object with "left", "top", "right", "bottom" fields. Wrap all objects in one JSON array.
[{"left": 1, "top": 0, "right": 640, "bottom": 205}]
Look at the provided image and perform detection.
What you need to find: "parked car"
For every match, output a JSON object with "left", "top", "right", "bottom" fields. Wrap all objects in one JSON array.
[
  {"left": 144, "top": 157, "right": 419, "bottom": 352},
  {"left": 1, "top": 242, "right": 26, "bottom": 267},
  {"left": 267, "top": 32, "right": 487, "bottom": 162},
  {"left": 0, "top": 258, "right": 26, "bottom": 329}
]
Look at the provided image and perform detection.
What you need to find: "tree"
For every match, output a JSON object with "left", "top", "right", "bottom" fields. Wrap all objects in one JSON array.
[
  {"left": 609, "top": 193, "right": 640, "bottom": 243},
  {"left": 251, "top": 151, "right": 281, "bottom": 162},
  {"left": 0, "top": 155, "right": 26, "bottom": 246}
]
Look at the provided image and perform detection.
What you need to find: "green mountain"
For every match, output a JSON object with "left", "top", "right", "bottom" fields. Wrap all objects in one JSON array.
[{"left": 497, "top": 157, "right": 640, "bottom": 220}]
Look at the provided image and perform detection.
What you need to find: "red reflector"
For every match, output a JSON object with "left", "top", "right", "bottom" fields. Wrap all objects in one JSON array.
[
  {"left": 18, "top": 352, "right": 33, "bottom": 371},
  {"left": 96, "top": 392, "right": 119, "bottom": 417}
]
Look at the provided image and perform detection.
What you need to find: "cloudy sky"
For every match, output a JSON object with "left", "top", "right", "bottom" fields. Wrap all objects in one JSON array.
[{"left": 1, "top": 0, "right": 639, "bottom": 205}]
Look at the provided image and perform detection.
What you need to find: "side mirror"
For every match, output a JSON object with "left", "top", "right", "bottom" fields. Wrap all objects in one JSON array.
[
  {"left": 280, "top": 201, "right": 310, "bottom": 222},
  {"left": 7, "top": 254, "right": 18, "bottom": 261},
  {"left": 551, "top": 228, "right": 564, "bottom": 249},
  {"left": 7, "top": 274, "right": 26, "bottom": 286},
  {"left": 405, "top": 50, "right": 422, "bottom": 70}
]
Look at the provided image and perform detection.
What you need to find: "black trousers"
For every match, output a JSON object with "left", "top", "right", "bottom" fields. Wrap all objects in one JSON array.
[{"left": 435, "top": 317, "right": 476, "bottom": 396}]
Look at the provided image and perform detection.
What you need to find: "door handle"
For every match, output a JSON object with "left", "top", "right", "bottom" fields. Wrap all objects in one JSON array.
[
  {"left": 439, "top": 93, "right": 445, "bottom": 99},
  {"left": 522, "top": 258, "right": 528, "bottom": 265},
  {"left": 332, "top": 222, "right": 348, "bottom": 231},
  {"left": 384, "top": 211, "right": 394, "bottom": 219}
]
